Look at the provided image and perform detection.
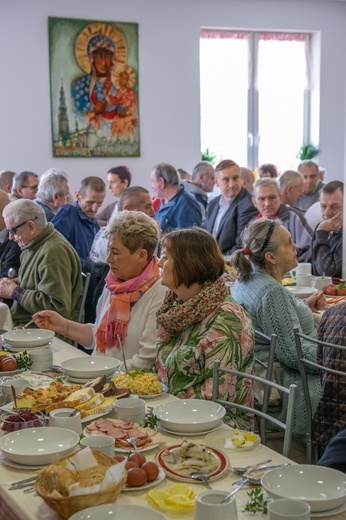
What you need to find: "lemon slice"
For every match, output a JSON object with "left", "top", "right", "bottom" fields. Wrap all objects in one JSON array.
[
  {"left": 244, "top": 432, "right": 258, "bottom": 442},
  {"left": 147, "top": 489, "right": 169, "bottom": 508},
  {"left": 167, "top": 483, "right": 194, "bottom": 498},
  {"left": 165, "top": 494, "right": 196, "bottom": 508}
]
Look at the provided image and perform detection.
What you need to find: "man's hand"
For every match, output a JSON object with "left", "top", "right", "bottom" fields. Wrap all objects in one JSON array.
[
  {"left": 317, "top": 210, "right": 343, "bottom": 233},
  {"left": 0, "top": 277, "right": 18, "bottom": 299}
]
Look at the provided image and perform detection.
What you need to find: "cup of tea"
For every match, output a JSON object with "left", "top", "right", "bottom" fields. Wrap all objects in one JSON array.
[
  {"left": 194, "top": 490, "right": 238, "bottom": 520},
  {"left": 80, "top": 434, "right": 115, "bottom": 457},
  {"left": 268, "top": 498, "right": 310, "bottom": 519},
  {"left": 113, "top": 397, "right": 146, "bottom": 425},
  {"left": 48, "top": 408, "right": 82, "bottom": 435}
]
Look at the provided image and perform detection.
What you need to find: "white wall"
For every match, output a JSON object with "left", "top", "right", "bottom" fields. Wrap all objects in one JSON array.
[{"left": 1, "top": 0, "right": 346, "bottom": 206}]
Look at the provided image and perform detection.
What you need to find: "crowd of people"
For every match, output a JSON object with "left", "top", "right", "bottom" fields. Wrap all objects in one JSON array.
[{"left": 0, "top": 158, "right": 344, "bottom": 451}]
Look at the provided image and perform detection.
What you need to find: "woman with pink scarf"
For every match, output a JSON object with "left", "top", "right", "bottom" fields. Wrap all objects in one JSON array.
[{"left": 34, "top": 211, "right": 166, "bottom": 371}]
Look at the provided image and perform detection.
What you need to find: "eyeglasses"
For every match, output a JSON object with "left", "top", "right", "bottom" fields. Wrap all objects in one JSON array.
[
  {"left": 7, "top": 216, "right": 38, "bottom": 235},
  {"left": 22, "top": 184, "right": 39, "bottom": 191}
]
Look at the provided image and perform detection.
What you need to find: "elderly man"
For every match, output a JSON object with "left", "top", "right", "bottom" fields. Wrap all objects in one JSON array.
[
  {"left": 296, "top": 160, "right": 324, "bottom": 212},
  {"left": 52, "top": 176, "right": 106, "bottom": 267},
  {"left": 278, "top": 170, "right": 305, "bottom": 209},
  {"left": 0, "top": 171, "right": 16, "bottom": 194},
  {"left": 182, "top": 161, "right": 215, "bottom": 222},
  {"left": 151, "top": 162, "right": 202, "bottom": 232},
  {"left": 35, "top": 173, "right": 70, "bottom": 222},
  {"left": 205, "top": 159, "right": 258, "bottom": 254},
  {"left": 252, "top": 178, "right": 313, "bottom": 262},
  {"left": 0, "top": 200, "right": 82, "bottom": 325},
  {"left": 311, "top": 181, "right": 343, "bottom": 278},
  {"left": 10, "top": 171, "right": 39, "bottom": 201}
]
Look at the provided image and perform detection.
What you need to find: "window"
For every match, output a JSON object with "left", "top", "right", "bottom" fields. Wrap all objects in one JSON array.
[{"left": 200, "top": 29, "right": 311, "bottom": 172}]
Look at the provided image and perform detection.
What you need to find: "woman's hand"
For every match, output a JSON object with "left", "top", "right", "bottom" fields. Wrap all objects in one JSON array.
[
  {"left": 305, "top": 291, "right": 326, "bottom": 312},
  {"left": 32, "top": 310, "right": 68, "bottom": 336}
]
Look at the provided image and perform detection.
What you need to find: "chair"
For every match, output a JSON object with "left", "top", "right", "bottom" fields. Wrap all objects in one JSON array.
[
  {"left": 74, "top": 272, "right": 91, "bottom": 348},
  {"left": 212, "top": 360, "right": 297, "bottom": 458},
  {"left": 294, "top": 327, "right": 346, "bottom": 463},
  {"left": 253, "top": 330, "right": 278, "bottom": 445}
]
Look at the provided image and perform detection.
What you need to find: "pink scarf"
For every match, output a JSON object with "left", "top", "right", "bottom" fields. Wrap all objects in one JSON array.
[{"left": 95, "top": 257, "right": 160, "bottom": 352}]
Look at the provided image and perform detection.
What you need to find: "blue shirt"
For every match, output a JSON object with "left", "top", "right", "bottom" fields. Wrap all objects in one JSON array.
[
  {"left": 35, "top": 200, "right": 55, "bottom": 222},
  {"left": 51, "top": 202, "right": 100, "bottom": 267},
  {"left": 156, "top": 185, "right": 202, "bottom": 232}
]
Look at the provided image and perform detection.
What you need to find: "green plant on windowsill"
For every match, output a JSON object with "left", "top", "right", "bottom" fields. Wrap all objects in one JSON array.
[
  {"left": 201, "top": 147, "right": 217, "bottom": 163},
  {"left": 296, "top": 144, "right": 320, "bottom": 160}
]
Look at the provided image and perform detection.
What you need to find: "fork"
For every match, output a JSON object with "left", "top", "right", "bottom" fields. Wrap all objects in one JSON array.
[{"left": 126, "top": 436, "right": 140, "bottom": 452}]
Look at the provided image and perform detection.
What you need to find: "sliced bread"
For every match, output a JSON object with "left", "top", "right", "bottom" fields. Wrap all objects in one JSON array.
[
  {"left": 63, "top": 387, "right": 95, "bottom": 406},
  {"left": 76, "top": 392, "right": 105, "bottom": 411},
  {"left": 80, "top": 395, "right": 117, "bottom": 419}
]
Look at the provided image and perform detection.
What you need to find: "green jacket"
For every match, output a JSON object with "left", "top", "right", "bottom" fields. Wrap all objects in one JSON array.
[{"left": 11, "top": 224, "right": 83, "bottom": 324}]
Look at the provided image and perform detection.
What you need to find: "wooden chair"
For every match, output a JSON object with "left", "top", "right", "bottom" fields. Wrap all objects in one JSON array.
[
  {"left": 294, "top": 327, "right": 346, "bottom": 463},
  {"left": 74, "top": 272, "right": 91, "bottom": 348},
  {"left": 212, "top": 360, "right": 297, "bottom": 458}
]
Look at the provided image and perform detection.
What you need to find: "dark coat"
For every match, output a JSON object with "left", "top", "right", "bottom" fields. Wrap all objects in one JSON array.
[
  {"left": 205, "top": 187, "right": 259, "bottom": 254},
  {"left": 0, "top": 235, "right": 21, "bottom": 307}
]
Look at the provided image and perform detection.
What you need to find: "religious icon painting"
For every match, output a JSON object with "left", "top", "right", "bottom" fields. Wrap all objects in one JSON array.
[{"left": 49, "top": 17, "right": 140, "bottom": 157}]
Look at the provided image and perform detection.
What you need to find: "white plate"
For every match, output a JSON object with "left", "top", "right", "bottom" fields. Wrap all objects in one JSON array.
[
  {"left": 286, "top": 286, "right": 318, "bottom": 299},
  {"left": 311, "top": 501, "right": 346, "bottom": 517},
  {"left": 3, "top": 343, "right": 51, "bottom": 353},
  {"left": 82, "top": 426, "right": 160, "bottom": 452},
  {"left": 205, "top": 429, "right": 260, "bottom": 450},
  {"left": 65, "top": 375, "right": 96, "bottom": 384},
  {"left": 0, "top": 452, "right": 46, "bottom": 470},
  {"left": 69, "top": 504, "right": 166, "bottom": 520},
  {"left": 158, "top": 420, "right": 223, "bottom": 437},
  {"left": 122, "top": 468, "right": 165, "bottom": 491},
  {"left": 0, "top": 368, "right": 25, "bottom": 377},
  {"left": 134, "top": 382, "right": 168, "bottom": 399}
]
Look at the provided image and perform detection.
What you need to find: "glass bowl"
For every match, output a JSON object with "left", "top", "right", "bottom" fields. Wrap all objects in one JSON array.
[{"left": 0, "top": 410, "right": 45, "bottom": 433}]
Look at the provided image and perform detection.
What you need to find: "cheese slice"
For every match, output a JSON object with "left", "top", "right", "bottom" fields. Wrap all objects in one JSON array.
[
  {"left": 80, "top": 396, "right": 117, "bottom": 419},
  {"left": 76, "top": 393, "right": 105, "bottom": 411}
]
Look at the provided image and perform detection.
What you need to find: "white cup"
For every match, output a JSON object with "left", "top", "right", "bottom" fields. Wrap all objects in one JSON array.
[
  {"left": 29, "top": 349, "right": 53, "bottom": 371},
  {"left": 80, "top": 434, "right": 114, "bottom": 456},
  {"left": 296, "top": 274, "right": 313, "bottom": 287},
  {"left": 296, "top": 263, "right": 312, "bottom": 275},
  {"left": 113, "top": 397, "right": 146, "bottom": 425},
  {"left": 313, "top": 276, "right": 332, "bottom": 291},
  {"left": 268, "top": 498, "right": 311, "bottom": 519},
  {"left": 1, "top": 378, "right": 30, "bottom": 396},
  {"left": 194, "top": 490, "right": 238, "bottom": 520},
  {"left": 49, "top": 408, "right": 82, "bottom": 435}
]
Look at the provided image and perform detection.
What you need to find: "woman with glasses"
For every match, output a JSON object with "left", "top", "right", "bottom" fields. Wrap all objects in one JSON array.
[{"left": 231, "top": 218, "right": 325, "bottom": 440}]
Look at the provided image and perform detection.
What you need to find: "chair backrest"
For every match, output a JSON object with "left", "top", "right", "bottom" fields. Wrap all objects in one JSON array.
[
  {"left": 294, "top": 327, "right": 346, "bottom": 463},
  {"left": 212, "top": 360, "right": 297, "bottom": 458},
  {"left": 74, "top": 272, "right": 91, "bottom": 348},
  {"left": 254, "top": 330, "right": 278, "bottom": 444}
]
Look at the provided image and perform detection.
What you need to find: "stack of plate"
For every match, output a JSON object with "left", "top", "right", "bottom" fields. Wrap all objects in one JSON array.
[
  {"left": 2, "top": 329, "right": 55, "bottom": 353},
  {"left": 60, "top": 356, "right": 121, "bottom": 384},
  {"left": 153, "top": 399, "right": 226, "bottom": 436}
]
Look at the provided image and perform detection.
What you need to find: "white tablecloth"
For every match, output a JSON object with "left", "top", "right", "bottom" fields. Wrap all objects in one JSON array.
[{"left": 0, "top": 337, "right": 344, "bottom": 520}]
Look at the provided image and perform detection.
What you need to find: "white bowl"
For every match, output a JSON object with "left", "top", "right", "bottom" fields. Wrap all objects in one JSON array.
[
  {"left": 61, "top": 356, "right": 121, "bottom": 378},
  {"left": 0, "top": 426, "right": 80, "bottom": 465},
  {"left": 153, "top": 399, "right": 226, "bottom": 433},
  {"left": 286, "top": 286, "right": 318, "bottom": 299},
  {"left": 69, "top": 504, "right": 166, "bottom": 520},
  {"left": 261, "top": 465, "right": 346, "bottom": 512},
  {"left": 2, "top": 329, "right": 55, "bottom": 348}
]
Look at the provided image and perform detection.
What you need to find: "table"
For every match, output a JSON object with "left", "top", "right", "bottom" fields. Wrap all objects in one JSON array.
[
  {"left": 0, "top": 302, "right": 13, "bottom": 333},
  {"left": 0, "top": 338, "right": 344, "bottom": 520}
]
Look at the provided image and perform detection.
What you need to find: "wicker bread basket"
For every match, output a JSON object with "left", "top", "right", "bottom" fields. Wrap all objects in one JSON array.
[{"left": 35, "top": 450, "right": 126, "bottom": 519}]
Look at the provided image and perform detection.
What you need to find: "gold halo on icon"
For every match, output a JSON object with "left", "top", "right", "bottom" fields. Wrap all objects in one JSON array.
[
  {"left": 75, "top": 23, "right": 127, "bottom": 73},
  {"left": 112, "top": 64, "right": 136, "bottom": 89}
]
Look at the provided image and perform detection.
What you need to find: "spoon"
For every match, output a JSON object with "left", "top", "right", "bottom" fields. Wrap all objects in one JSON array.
[
  {"left": 232, "top": 458, "right": 272, "bottom": 474},
  {"left": 221, "top": 478, "right": 249, "bottom": 503},
  {"left": 14, "top": 318, "right": 37, "bottom": 330},
  {"left": 190, "top": 472, "right": 212, "bottom": 489},
  {"left": 11, "top": 386, "right": 25, "bottom": 421},
  {"left": 68, "top": 409, "right": 80, "bottom": 417}
]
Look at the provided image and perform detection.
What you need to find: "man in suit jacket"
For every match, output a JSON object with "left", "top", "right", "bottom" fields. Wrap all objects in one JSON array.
[{"left": 205, "top": 159, "right": 259, "bottom": 254}]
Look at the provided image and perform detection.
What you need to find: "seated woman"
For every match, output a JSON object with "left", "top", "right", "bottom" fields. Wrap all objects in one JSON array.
[
  {"left": 34, "top": 211, "right": 166, "bottom": 371},
  {"left": 230, "top": 218, "right": 325, "bottom": 440},
  {"left": 155, "top": 227, "right": 254, "bottom": 430},
  {"left": 312, "top": 302, "right": 346, "bottom": 454}
]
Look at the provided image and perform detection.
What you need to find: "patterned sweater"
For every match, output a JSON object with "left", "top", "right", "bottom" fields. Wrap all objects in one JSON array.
[
  {"left": 232, "top": 267, "right": 321, "bottom": 440},
  {"left": 155, "top": 296, "right": 255, "bottom": 430},
  {"left": 312, "top": 302, "right": 346, "bottom": 448}
]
